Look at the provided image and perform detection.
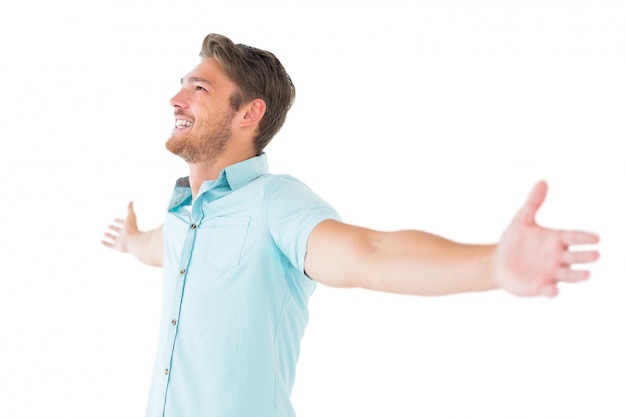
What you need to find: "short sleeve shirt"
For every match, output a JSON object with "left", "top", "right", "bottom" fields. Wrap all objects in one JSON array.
[{"left": 145, "top": 153, "right": 341, "bottom": 417}]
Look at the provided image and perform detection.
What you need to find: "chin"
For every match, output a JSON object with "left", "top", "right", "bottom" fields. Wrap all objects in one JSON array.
[{"left": 165, "top": 136, "right": 183, "bottom": 155}]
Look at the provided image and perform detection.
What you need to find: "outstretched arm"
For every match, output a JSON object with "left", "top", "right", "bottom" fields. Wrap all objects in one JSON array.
[
  {"left": 304, "top": 181, "right": 599, "bottom": 297},
  {"left": 101, "top": 201, "right": 164, "bottom": 267}
]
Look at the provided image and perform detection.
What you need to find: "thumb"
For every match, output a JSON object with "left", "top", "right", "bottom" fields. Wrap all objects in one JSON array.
[
  {"left": 127, "top": 201, "right": 135, "bottom": 214},
  {"left": 515, "top": 180, "right": 548, "bottom": 225},
  {"left": 126, "top": 201, "right": 138, "bottom": 226}
]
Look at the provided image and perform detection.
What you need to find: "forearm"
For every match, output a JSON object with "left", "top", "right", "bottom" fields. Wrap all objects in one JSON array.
[
  {"left": 359, "top": 230, "right": 497, "bottom": 296},
  {"left": 126, "top": 226, "right": 163, "bottom": 267}
]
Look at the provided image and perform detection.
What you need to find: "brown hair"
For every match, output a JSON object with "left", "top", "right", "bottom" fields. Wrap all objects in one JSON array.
[{"left": 200, "top": 33, "right": 296, "bottom": 154}]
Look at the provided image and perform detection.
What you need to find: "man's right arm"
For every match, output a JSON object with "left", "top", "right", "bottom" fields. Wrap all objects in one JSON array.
[{"left": 101, "top": 201, "right": 164, "bottom": 267}]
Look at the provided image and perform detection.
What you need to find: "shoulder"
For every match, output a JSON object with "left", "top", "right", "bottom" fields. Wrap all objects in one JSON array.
[
  {"left": 262, "top": 174, "right": 329, "bottom": 204},
  {"left": 264, "top": 173, "right": 312, "bottom": 189}
]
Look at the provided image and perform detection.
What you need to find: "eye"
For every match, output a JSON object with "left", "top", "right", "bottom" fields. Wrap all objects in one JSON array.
[{"left": 195, "top": 85, "right": 207, "bottom": 92}]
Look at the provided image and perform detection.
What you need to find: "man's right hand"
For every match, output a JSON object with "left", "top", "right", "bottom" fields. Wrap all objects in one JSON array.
[
  {"left": 101, "top": 201, "right": 139, "bottom": 253},
  {"left": 101, "top": 202, "right": 164, "bottom": 267}
]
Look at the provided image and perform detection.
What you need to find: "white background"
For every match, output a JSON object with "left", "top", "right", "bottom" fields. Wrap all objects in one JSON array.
[{"left": 0, "top": 1, "right": 624, "bottom": 416}]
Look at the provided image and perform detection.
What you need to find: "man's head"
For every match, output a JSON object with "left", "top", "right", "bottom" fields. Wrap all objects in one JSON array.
[
  {"left": 166, "top": 33, "right": 295, "bottom": 164},
  {"left": 200, "top": 34, "right": 295, "bottom": 154}
]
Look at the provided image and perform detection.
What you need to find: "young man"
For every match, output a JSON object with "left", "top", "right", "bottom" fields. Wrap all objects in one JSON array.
[{"left": 101, "top": 33, "right": 600, "bottom": 417}]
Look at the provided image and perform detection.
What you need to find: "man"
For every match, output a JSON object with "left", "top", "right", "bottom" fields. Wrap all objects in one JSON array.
[{"left": 101, "top": 33, "right": 600, "bottom": 417}]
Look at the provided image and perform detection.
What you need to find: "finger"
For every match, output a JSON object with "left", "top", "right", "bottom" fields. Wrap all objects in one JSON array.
[
  {"left": 515, "top": 180, "right": 548, "bottom": 224},
  {"left": 114, "top": 218, "right": 125, "bottom": 225},
  {"left": 555, "top": 267, "right": 590, "bottom": 283},
  {"left": 103, "top": 232, "right": 118, "bottom": 241},
  {"left": 101, "top": 240, "right": 113, "bottom": 248},
  {"left": 108, "top": 225, "right": 121, "bottom": 233},
  {"left": 561, "top": 230, "right": 600, "bottom": 246},
  {"left": 562, "top": 250, "right": 600, "bottom": 265}
]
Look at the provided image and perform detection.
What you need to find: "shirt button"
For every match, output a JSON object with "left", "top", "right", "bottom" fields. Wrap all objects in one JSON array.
[
  {"left": 191, "top": 223, "right": 197, "bottom": 229},
  {"left": 171, "top": 319, "right": 177, "bottom": 326},
  {"left": 180, "top": 269, "right": 186, "bottom": 275},
  {"left": 164, "top": 369, "right": 169, "bottom": 375}
]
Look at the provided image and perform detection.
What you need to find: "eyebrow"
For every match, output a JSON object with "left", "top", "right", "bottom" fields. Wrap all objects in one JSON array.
[{"left": 181, "top": 76, "right": 212, "bottom": 86}]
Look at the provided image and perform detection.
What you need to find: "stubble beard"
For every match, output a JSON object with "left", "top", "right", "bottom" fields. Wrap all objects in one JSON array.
[{"left": 166, "top": 110, "right": 234, "bottom": 164}]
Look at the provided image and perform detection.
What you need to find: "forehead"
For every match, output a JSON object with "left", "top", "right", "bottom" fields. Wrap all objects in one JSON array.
[{"left": 183, "top": 57, "right": 236, "bottom": 90}]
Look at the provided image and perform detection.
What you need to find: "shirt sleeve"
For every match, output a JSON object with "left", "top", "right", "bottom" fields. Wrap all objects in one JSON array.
[{"left": 264, "top": 175, "right": 341, "bottom": 273}]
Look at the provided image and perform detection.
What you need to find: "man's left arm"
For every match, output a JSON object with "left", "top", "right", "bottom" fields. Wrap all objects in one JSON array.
[{"left": 304, "top": 181, "right": 600, "bottom": 297}]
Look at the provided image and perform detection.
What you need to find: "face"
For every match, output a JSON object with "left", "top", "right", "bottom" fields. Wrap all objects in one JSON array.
[{"left": 166, "top": 58, "right": 238, "bottom": 164}]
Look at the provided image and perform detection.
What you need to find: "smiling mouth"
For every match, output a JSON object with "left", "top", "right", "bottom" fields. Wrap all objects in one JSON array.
[{"left": 175, "top": 119, "right": 193, "bottom": 129}]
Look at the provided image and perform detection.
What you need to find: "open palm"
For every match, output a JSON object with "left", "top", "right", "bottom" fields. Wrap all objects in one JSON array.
[{"left": 493, "top": 181, "right": 600, "bottom": 297}]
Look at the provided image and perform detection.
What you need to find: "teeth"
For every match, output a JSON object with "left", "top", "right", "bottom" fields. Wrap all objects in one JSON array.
[{"left": 175, "top": 119, "right": 192, "bottom": 128}]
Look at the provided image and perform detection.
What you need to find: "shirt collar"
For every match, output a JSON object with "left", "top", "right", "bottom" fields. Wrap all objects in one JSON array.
[
  {"left": 168, "top": 153, "right": 269, "bottom": 211},
  {"left": 222, "top": 152, "right": 269, "bottom": 190}
]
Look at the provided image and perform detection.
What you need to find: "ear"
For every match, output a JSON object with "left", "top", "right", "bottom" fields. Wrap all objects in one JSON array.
[{"left": 240, "top": 98, "right": 266, "bottom": 128}]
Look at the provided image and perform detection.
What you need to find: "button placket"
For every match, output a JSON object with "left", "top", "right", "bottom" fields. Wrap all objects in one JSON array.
[{"left": 159, "top": 203, "right": 203, "bottom": 414}]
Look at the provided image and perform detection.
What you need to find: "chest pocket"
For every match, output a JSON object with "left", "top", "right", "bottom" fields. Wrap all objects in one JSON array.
[{"left": 201, "top": 216, "right": 251, "bottom": 270}]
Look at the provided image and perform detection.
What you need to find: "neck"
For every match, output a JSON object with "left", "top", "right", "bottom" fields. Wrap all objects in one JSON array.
[{"left": 187, "top": 149, "right": 256, "bottom": 199}]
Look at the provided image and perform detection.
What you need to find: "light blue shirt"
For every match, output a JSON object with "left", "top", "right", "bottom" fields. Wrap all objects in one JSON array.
[{"left": 145, "top": 153, "right": 341, "bottom": 417}]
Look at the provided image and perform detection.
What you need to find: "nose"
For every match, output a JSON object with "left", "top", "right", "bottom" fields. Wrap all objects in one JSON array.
[{"left": 169, "top": 89, "right": 188, "bottom": 109}]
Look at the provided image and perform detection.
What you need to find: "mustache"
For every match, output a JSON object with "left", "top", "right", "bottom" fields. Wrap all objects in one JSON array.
[{"left": 174, "top": 110, "right": 194, "bottom": 120}]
